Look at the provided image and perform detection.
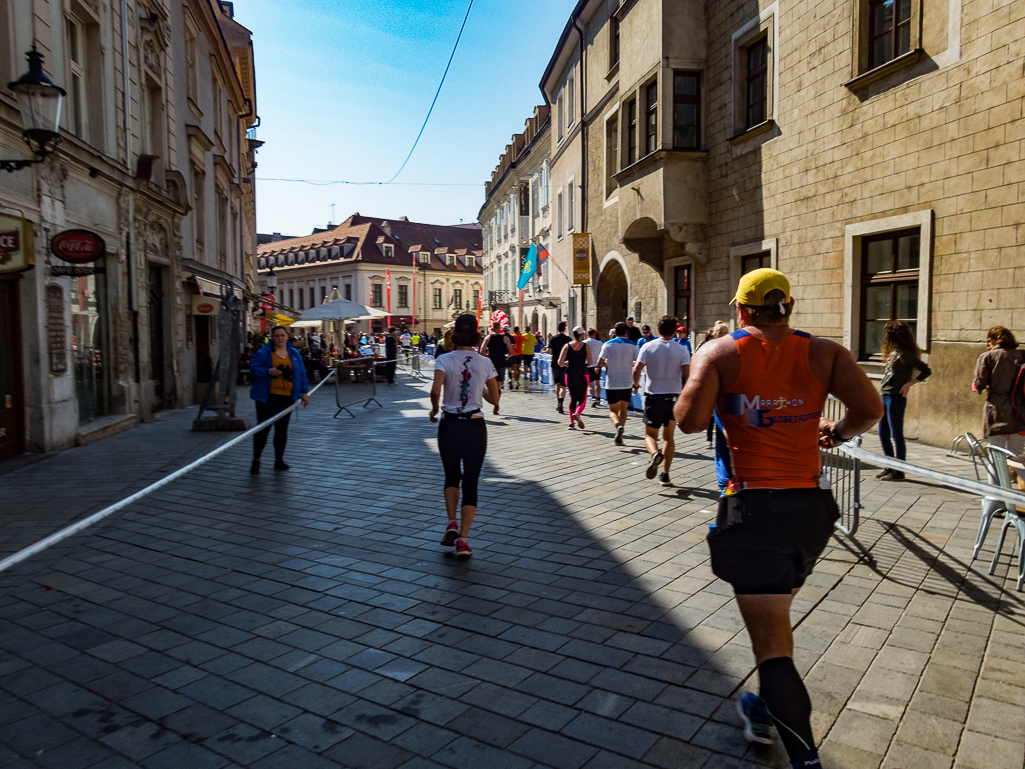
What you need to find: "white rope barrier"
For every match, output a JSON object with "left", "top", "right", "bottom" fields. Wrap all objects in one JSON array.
[
  {"left": 839, "top": 443, "right": 1025, "bottom": 509},
  {"left": 0, "top": 370, "right": 335, "bottom": 575}
]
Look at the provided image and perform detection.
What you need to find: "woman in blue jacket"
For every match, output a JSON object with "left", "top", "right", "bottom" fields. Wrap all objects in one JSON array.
[{"left": 249, "top": 326, "right": 309, "bottom": 474}]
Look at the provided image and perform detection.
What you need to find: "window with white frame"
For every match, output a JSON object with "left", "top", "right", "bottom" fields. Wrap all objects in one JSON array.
[
  {"left": 384, "top": 244, "right": 394, "bottom": 257},
  {"left": 567, "top": 181, "right": 575, "bottom": 232},
  {"left": 447, "top": 254, "right": 455, "bottom": 266},
  {"left": 541, "top": 166, "right": 549, "bottom": 208},
  {"left": 419, "top": 251, "right": 430, "bottom": 264},
  {"left": 567, "top": 70, "right": 575, "bottom": 129},
  {"left": 557, "top": 191, "right": 564, "bottom": 239},
  {"left": 66, "top": 15, "right": 89, "bottom": 140},
  {"left": 185, "top": 22, "right": 198, "bottom": 103},
  {"left": 466, "top": 256, "right": 475, "bottom": 268},
  {"left": 557, "top": 90, "right": 565, "bottom": 142},
  {"left": 844, "top": 211, "right": 932, "bottom": 360}
]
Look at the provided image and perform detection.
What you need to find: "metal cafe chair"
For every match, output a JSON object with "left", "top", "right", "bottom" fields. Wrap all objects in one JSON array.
[{"left": 974, "top": 445, "right": 1025, "bottom": 591}]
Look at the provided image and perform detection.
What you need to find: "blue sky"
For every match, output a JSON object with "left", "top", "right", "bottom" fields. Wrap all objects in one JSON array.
[{"left": 242, "top": 0, "right": 575, "bottom": 236}]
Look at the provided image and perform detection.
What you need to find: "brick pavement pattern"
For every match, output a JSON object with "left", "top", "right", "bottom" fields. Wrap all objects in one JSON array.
[{"left": 0, "top": 376, "right": 1023, "bottom": 769}]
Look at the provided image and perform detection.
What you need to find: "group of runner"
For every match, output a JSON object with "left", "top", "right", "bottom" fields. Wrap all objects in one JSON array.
[{"left": 428, "top": 269, "right": 885, "bottom": 769}]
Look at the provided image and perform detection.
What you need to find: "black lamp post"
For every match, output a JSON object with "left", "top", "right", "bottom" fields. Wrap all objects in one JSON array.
[{"left": 1, "top": 46, "right": 66, "bottom": 173}]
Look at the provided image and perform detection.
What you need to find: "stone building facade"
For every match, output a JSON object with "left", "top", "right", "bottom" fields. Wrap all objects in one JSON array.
[
  {"left": 256, "top": 214, "right": 483, "bottom": 337},
  {"left": 480, "top": 106, "right": 554, "bottom": 335},
  {"left": 0, "top": 0, "right": 259, "bottom": 460},
  {"left": 504, "top": 0, "right": 1023, "bottom": 447}
]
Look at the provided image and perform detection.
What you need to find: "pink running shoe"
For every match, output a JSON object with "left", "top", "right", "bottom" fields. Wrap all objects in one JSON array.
[
  {"left": 440, "top": 520, "right": 459, "bottom": 546},
  {"left": 575, "top": 415, "right": 585, "bottom": 429},
  {"left": 455, "top": 538, "right": 473, "bottom": 559}
]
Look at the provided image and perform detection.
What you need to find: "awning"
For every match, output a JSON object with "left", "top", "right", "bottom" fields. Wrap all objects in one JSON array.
[
  {"left": 188, "top": 274, "right": 242, "bottom": 299},
  {"left": 288, "top": 320, "right": 323, "bottom": 329}
]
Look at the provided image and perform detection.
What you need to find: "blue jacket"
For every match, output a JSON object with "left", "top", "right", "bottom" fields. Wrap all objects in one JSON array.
[{"left": 249, "top": 343, "right": 309, "bottom": 403}]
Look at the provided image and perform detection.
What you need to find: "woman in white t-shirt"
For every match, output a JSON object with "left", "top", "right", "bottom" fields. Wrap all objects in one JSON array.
[{"left": 429, "top": 314, "right": 500, "bottom": 559}]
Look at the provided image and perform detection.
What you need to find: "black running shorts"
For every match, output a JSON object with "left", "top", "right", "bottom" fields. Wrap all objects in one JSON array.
[
  {"left": 606, "top": 387, "right": 632, "bottom": 405},
  {"left": 550, "top": 365, "right": 567, "bottom": 385},
  {"left": 707, "top": 488, "right": 839, "bottom": 594},
  {"left": 585, "top": 366, "right": 597, "bottom": 379},
  {"left": 643, "top": 393, "right": 677, "bottom": 428},
  {"left": 493, "top": 367, "right": 506, "bottom": 383}
]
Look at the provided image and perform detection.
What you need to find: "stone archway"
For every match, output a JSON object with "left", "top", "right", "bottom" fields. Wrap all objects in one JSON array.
[
  {"left": 596, "top": 258, "right": 629, "bottom": 334},
  {"left": 531, "top": 310, "right": 539, "bottom": 334}
]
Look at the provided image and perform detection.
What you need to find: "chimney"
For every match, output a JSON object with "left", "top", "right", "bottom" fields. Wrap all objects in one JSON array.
[{"left": 271, "top": 232, "right": 282, "bottom": 242}]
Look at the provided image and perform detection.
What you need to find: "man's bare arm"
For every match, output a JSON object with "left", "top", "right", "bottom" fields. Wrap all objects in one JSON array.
[
  {"left": 675, "top": 346, "right": 722, "bottom": 432},
  {"left": 817, "top": 339, "right": 883, "bottom": 442}
]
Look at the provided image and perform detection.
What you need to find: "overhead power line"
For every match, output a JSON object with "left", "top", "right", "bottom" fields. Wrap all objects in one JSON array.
[
  {"left": 256, "top": 178, "right": 479, "bottom": 188},
  {"left": 382, "top": 0, "right": 475, "bottom": 185}
]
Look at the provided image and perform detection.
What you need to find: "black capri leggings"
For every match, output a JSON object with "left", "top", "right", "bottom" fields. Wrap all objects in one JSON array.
[
  {"left": 438, "top": 417, "right": 487, "bottom": 508},
  {"left": 254, "top": 394, "right": 294, "bottom": 460}
]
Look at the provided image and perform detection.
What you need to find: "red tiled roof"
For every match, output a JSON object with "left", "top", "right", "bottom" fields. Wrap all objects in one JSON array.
[{"left": 257, "top": 216, "right": 412, "bottom": 271}]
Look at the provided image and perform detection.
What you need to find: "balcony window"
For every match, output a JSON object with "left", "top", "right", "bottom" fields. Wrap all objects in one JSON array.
[
  {"left": 645, "top": 81, "right": 658, "bottom": 155},
  {"left": 673, "top": 72, "right": 701, "bottom": 150}
]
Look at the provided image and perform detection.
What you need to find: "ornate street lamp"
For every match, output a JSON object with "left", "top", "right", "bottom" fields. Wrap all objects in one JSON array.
[
  {"left": 265, "top": 268, "right": 277, "bottom": 292},
  {"left": 1, "top": 46, "right": 66, "bottom": 173}
]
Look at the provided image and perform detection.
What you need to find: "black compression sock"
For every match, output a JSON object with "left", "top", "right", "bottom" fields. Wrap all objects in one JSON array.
[
  {"left": 758, "top": 657, "right": 816, "bottom": 761},
  {"left": 557, "top": 398, "right": 564, "bottom": 406}
]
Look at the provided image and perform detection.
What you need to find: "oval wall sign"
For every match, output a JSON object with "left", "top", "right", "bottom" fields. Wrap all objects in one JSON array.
[
  {"left": 51, "top": 229, "right": 106, "bottom": 264},
  {"left": 196, "top": 302, "right": 215, "bottom": 314}
]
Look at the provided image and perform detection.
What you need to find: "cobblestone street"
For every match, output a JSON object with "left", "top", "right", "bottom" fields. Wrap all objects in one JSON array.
[{"left": 0, "top": 377, "right": 1023, "bottom": 769}]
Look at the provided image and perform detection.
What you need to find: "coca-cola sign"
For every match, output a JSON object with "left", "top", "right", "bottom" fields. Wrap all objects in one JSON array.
[{"left": 51, "top": 229, "right": 106, "bottom": 264}]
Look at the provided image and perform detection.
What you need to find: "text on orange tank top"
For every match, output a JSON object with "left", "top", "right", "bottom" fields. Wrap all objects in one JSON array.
[{"left": 716, "top": 329, "right": 828, "bottom": 490}]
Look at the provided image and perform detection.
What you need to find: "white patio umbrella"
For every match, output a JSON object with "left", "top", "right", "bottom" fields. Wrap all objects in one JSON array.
[{"left": 298, "top": 299, "right": 389, "bottom": 322}]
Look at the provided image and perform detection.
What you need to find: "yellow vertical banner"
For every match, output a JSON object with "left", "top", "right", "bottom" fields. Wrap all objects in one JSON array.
[{"left": 572, "top": 233, "right": 591, "bottom": 286}]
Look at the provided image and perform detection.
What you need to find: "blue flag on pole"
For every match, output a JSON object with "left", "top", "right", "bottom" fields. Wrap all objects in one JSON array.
[{"left": 517, "top": 243, "right": 537, "bottom": 291}]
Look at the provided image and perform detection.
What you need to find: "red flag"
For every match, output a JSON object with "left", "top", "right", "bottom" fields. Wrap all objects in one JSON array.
[
  {"left": 477, "top": 288, "right": 482, "bottom": 320},
  {"left": 386, "top": 268, "right": 392, "bottom": 329},
  {"left": 536, "top": 243, "right": 549, "bottom": 276}
]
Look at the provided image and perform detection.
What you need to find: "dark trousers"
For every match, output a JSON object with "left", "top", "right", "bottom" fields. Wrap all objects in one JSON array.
[
  {"left": 438, "top": 417, "right": 487, "bottom": 508},
  {"left": 254, "top": 394, "right": 294, "bottom": 461},
  {"left": 879, "top": 394, "right": 907, "bottom": 460},
  {"left": 386, "top": 360, "right": 397, "bottom": 384}
]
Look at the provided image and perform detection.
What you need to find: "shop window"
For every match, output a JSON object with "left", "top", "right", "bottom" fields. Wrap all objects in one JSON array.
[
  {"left": 673, "top": 72, "right": 701, "bottom": 150},
  {"left": 860, "top": 229, "right": 920, "bottom": 359}
]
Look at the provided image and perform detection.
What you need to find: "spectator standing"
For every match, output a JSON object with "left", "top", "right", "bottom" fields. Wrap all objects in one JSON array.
[
  {"left": 385, "top": 327, "right": 399, "bottom": 385},
  {"left": 249, "top": 326, "right": 309, "bottom": 474},
  {"left": 625, "top": 317, "right": 643, "bottom": 343},
  {"left": 877, "top": 320, "right": 932, "bottom": 480},
  {"left": 638, "top": 325, "right": 656, "bottom": 346},
  {"left": 973, "top": 325, "right": 1024, "bottom": 458},
  {"left": 435, "top": 329, "right": 455, "bottom": 359}
]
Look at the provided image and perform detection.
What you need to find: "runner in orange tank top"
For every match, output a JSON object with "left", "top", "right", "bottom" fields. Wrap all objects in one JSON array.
[{"left": 675, "top": 269, "right": 883, "bottom": 769}]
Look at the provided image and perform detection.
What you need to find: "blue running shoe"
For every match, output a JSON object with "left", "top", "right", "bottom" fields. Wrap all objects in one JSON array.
[{"left": 737, "top": 692, "right": 775, "bottom": 745}]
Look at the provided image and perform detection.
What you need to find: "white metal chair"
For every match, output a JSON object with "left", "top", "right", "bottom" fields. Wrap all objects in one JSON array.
[{"left": 978, "top": 446, "right": 1025, "bottom": 591}]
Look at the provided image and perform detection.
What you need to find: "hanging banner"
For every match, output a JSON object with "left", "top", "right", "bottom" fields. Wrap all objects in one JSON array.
[
  {"left": 191, "top": 294, "right": 221, "bottom": 316},
  {"left": 0, "top": 214, "right": 35, "bottom": 275},
  {"left": 572, "top": 233, "right": 592, "bottom": 286}
]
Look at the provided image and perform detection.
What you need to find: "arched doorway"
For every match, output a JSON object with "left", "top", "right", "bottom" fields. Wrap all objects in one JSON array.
[
  {"left": 541, "top": 314, "right": 548, "bottom": 338},
  {"left": 531, "top": 310, "right": 539, "bottom": 334},
  {"left": 596, "top": 258, "right": 628, "bottom": 334}
]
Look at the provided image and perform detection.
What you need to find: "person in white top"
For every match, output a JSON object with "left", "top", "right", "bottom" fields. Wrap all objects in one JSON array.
[
  {"left": 584, "top": 329, "right": 605, "bottom": 408},
  {"left": 632, "top": 315, "right": 691, "bottom": 486},
  {"left": 400, "top": 331, "right": 412, "bottom": 349},
  {"left": 597, "top": 322, "right": 640, "bottom": 446},
  {"left": 429, "top": 314, "right": 500, "bottom": 559}
]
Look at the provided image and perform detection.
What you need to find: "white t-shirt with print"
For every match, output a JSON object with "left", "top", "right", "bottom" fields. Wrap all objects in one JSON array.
[{"left": 435, "top": 351, "right": 498, "bottom": 414}]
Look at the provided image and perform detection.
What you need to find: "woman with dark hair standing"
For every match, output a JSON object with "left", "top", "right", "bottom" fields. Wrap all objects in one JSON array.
[
  {"left": 249, "top": 325, "right": 309, "bottom": 474},
  {"left": 973, "top": 326, "right": 1024, "bottom": 458},
  {"left": 557, "top": 326, "right": 593, "bottom": 430},
  {"left": 877, "top": 320, "right": 931, "bottom": 480},
  {"left": 429, "top": 314, "right": 500, "bottom": 558}
]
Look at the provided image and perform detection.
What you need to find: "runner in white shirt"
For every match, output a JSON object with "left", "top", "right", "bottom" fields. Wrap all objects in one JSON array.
[
  {"left": 429, "top": 314, "right": 500, "bottom": 559},
  {"left": 597, "top": 322, "right": 640, "bottom": 446},
  {"left": 633, "top": 315, "right": 691, "bottom": 486},
  {"left": 584, "top": 329, "right": 605, "bottom": 408}
]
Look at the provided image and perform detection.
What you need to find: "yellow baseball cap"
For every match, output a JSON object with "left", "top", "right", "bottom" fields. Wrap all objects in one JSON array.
[{"left": 731, "top": 268, "right": 791, "bottom": 306}]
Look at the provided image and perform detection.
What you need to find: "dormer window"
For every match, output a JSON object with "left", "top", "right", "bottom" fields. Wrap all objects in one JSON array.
[
  {"left": 466, "top": 256, "right": 475, "bottom": 268},
  {"left": 384, "top": 244, "right": 394, "bottom": 258},
  {"left": 419, "top": 252, "right": 430, "bottom": 264},
  {"left": 446, "top": 254, "right": 455, "bottom": 266}
]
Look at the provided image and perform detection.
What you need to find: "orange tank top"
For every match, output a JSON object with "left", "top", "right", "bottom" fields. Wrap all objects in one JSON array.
[{"left": 716, "top": 329, "right": 828, "bottom": 489}]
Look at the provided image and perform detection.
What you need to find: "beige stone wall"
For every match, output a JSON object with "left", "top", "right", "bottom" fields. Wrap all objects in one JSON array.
[{"left": 701, "top": 0, "right": 1024, "bottom": 446}]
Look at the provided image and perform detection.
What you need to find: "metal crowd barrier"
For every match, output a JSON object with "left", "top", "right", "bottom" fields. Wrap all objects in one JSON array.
[
  {"left": 820, "top": 397, "right": 870, "bottom": 561},
  {"left": 334, "top": 358, "right": 382, "bottom": 418}
]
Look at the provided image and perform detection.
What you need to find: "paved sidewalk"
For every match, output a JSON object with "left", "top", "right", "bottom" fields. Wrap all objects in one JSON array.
[{"left": 0, "top": 376, "right": 1022, "bottom": 769}]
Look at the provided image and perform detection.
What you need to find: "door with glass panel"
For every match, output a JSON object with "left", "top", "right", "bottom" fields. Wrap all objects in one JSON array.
[{"left": 0, "top": 280, "right": 23, "bottom": 461}]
